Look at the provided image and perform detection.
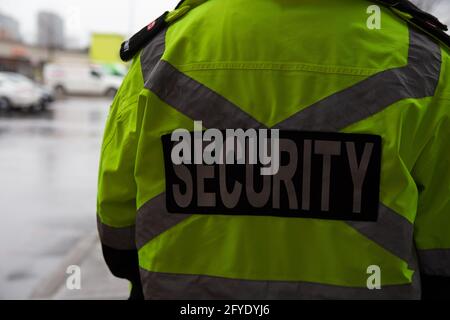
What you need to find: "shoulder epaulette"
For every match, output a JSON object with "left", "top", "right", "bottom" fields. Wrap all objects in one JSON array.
[
  {"left": 120, "top": 12, "right": 168, "bottom": 62},
  {"left": 120, "top": 0, "right": 209, "bottom": 62},
  {"left": 374, "top": 0, "right": 450, "bottom": 48}
]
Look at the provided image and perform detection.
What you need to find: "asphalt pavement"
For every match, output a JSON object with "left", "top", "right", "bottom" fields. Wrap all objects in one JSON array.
[{"left": 0, "top": 97, "right": 128, "bottom": 299}]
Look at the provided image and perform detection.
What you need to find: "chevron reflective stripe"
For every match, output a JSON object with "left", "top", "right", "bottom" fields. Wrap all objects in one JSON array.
[
  {"left": 418, "top": 249, "right": 450, "bottom": 277},
  {"left": 346, "top": 204, "right": 414, "bottom": 265},
  {"left": 97, "top": 215, "right": 136, "bottom": 250},
  {"left": 136, "top": 193, "right": 414, "bottom": 269},
  {"left": 139, "top": 269, "right": 421, "bottom": 300},
  {"left": 276, "top": 28, "right": 441, "bottom": 131},
  {"left": 145, "top": 27, "right": 441, "bottom": 132},
  {"left": 136, "top": 193, "right": 188, "bottom": 249},
  {"left": 146, "top": 61, "right": 262, "bottom": 130}
]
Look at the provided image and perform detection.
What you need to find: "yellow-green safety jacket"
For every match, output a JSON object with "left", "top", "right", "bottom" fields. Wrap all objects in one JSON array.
[{"left": 97, "top": 0, "right": 450, "bottom": 299}]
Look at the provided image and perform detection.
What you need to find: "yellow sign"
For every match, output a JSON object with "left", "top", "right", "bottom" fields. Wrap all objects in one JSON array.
[{"left": 90, "top": 33, "right": 125, "bottom": 64}]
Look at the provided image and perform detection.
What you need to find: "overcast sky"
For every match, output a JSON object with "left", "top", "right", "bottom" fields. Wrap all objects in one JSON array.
[
  {"left": 0, "top": 0, "right": 179, "bottom": 48},
  {"left": 0, "top": 0, "right": 448, "bottom": 49}
]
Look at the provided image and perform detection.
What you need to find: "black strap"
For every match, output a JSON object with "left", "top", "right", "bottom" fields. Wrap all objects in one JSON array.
[
  {"left": 175, "top": 0, "right": 186, "bottom": 9},
  {"left": 373, "top": 0, "right": 450, "bottom": 48},
  {"left": 375, "top": 0, "right": 447, "bottom": 30},
  {"left": 120, "top": 12, "right": 168, "bottom": 62}
]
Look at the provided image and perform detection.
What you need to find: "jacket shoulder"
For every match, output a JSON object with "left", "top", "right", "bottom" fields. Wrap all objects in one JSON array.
[
  {"left": 375, "top": 0, "right": 450, "bottom": 48},
  {"left": 120, "top": 12, "right": 168, "bottom": 62}
]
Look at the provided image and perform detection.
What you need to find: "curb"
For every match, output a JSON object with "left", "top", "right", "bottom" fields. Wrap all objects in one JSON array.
[{"left": 30, "top": 231, "right": 98, "bottom": 300}]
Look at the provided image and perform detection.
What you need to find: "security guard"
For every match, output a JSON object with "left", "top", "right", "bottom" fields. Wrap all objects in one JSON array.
[{"left": 97, "top": 0, "right": 450, "bottom": 299}]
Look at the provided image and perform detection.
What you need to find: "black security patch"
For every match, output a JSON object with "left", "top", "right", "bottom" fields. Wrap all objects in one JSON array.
[{"left": 161, "top": 131, "right": 382, "bottom": 222}]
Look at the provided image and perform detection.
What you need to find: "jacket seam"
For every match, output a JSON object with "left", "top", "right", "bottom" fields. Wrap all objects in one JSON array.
[{"left": 174, "top": 61, "right": 389, "bottom": 77}]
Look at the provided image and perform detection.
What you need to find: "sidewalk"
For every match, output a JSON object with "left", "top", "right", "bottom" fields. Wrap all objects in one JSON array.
[{"left": 31, "top": 232, "right": 129, "bottom": 300}]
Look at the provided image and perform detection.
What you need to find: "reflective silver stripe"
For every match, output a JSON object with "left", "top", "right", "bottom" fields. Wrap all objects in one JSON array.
[
  {"left": 143, "top": 27, "right": 441, "bottom": 132},
  {"left": 346, "top": 204, "right": 414, "bottom": 265},
  {"left": 97, "top": 215, "right": 136, "bottom": 250},
  {"left": 146, "top": 61, "right": 263, "bottom": 130},
  {"left": 140, "top": 28, "right": 167, "bottom": 79},
  {"left": 140, "top": 269, "right": 421, "bottom": 300},
  {"left": 136, "top": 194, "right": 416, "bottom": 269},
  {"left": 418, "top": 249, "right": 450, "bottom": 277},
  {"left": 277, "top": 28, "right": 441, "bottom": 131},
  {"left": 137, "top": 27, "right": 441, "bottom": 266},
  {"left": 136, "top": 193, "right": 189, "bottom": 249}
]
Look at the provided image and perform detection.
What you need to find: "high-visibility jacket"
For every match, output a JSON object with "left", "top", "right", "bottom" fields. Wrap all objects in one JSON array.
[{"left": 97, "top": 0, "right": 450, "bottom": 299}]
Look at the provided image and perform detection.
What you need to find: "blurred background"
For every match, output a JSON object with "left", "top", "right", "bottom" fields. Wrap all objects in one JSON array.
[
  {"left": 0, "top": 0, "right": 448, "bottom": 300},
  {"left": 0, "top": 0, "right": 179, "bottom": 299}
]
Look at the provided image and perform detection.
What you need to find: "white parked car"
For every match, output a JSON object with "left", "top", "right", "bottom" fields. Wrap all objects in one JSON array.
[
  {"left": 43, "top": 63, "right": 124, "bottom": 98},
  {"left": 0, "top": 72, "right": 43, "bottom": 111}
]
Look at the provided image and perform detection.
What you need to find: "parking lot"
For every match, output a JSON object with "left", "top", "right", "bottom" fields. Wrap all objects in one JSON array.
[{"left": 0, "top": 97, "right": 111, "bottom": 299}]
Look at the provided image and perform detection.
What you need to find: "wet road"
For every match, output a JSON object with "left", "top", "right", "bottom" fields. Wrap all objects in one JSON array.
[{"left": 0, "top": 97, "right": 110, "bottom": 299}]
